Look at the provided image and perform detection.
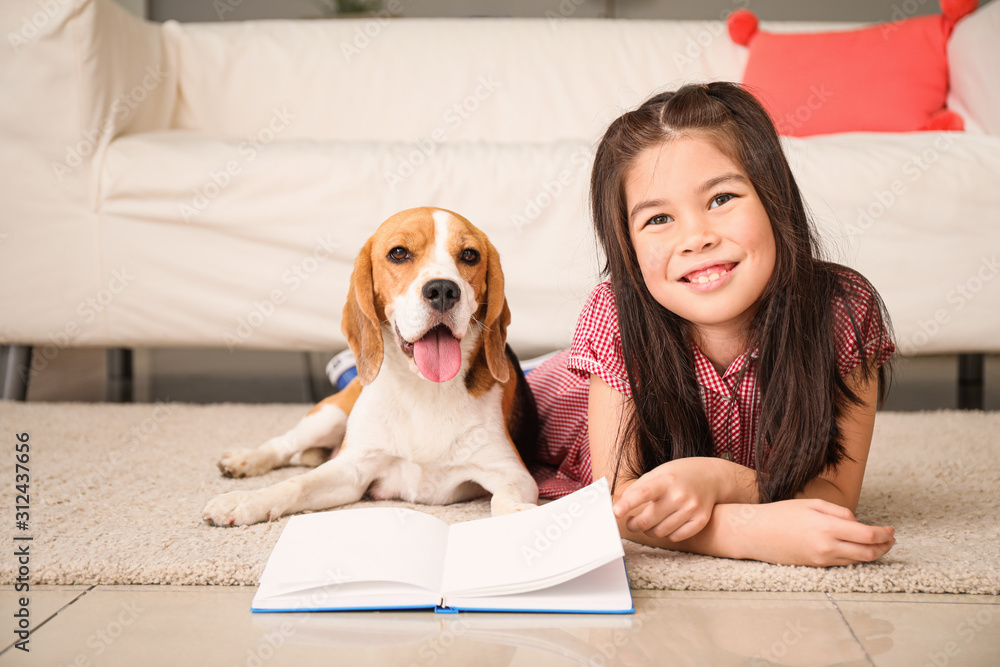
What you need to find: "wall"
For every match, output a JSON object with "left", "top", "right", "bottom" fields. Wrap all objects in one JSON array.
[
  {"left": 149, "top": 0, "right": 947, "bottom": 23},
  {"left": 114, "top": 0, "right": 148, "bottom": 17}
]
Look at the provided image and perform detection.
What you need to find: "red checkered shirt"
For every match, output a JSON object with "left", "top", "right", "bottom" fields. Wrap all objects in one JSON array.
[{"left": 526, "top": 275, "right": 894, "bottom": 498}]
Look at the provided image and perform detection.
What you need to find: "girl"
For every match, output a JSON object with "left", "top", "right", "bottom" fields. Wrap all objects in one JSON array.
[{"left": 526, "top": 82, "right": 897, "bottom": 567}]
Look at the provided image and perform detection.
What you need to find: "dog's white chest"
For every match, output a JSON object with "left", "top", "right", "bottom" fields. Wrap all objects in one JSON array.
[{"left": 347, "top": 377, "right": 507, "bottom": 503}]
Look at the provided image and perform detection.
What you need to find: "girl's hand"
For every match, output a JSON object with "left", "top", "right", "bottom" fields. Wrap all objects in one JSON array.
[
  {"left": 742, "top": 498, "right": 896, "bottom": 567},
  {"left": 612, "top": 458, "right": 723, "bottom": 542}
]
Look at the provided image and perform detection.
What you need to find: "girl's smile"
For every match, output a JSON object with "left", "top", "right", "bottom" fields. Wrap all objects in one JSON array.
[
  {"left": 680, "top": 260, "right": 738, "bottom": 291},
  {"left": 625, "top": 134, "right": 776, "bottom": 343}
]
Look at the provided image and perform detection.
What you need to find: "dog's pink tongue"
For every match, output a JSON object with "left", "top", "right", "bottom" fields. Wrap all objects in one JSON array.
[{"left": 413, "top": 326, "right": 462, "bottom": 382}]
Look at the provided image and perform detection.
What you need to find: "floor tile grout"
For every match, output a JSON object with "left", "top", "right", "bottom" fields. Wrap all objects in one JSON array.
[
  {"left": 827, "top": 591, "right": 876, "bottom": 667},
  {"left": 0, "top": 585, "right": 95, "bottom": 657}
]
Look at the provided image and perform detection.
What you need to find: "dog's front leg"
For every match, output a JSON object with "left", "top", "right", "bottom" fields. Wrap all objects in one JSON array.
[
  {"left": 470, "top": 455, "right": 540, "bottom": 517},
  {"left": 217, "top": 380, "right": 362, "bottom": 478},
  {"left": 203, "top": 449, "right": 388, "bottom": 527}
]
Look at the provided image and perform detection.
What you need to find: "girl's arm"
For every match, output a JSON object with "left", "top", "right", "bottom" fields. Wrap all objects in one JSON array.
[
  {"left": 609, "top": 366, "right": 881, "bottom": 519},
  {"left": 794, "top": 367, "right": 879, "bottom": 512},
  {"left": 588, "top": 373, "right": 895, "bottom": 566},
  {"left": 587, "top": 374, "right": 758, "bottom": 541},
  {"left": 613, "top": 498, "right": 895, "bottom": 567}
]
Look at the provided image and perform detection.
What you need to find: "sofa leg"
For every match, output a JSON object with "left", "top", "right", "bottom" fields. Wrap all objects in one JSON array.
[
  {"left": 957, "top": 353, "right": 984, "bottom": 411},
  {"left": 107, "top": 348, "right": 134, "bottom": 403},
  {"left": 1, "top": 345, "right": 33, "bottom": 401}
]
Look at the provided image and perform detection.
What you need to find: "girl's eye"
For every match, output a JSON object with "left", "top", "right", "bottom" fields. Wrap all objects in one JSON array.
[
  {"left": 460, "top": 248, "right": 480, "bottom": 264},
  {"left": 710, "top": 193, "right": 736, "bottom": 208},
  {"left": 646, "top": 214, "right": 673, "bottom": 227},
  {"left": 388, "top": 246, "right": 410, "bottom": 262}
]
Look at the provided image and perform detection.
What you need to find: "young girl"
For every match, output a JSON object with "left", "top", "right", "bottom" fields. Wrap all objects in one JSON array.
[{"left": 526, "top": 81, "right": 897, "bottom": 567}]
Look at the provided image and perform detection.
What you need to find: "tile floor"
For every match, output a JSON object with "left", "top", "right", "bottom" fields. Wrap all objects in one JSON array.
[
  {"left": 1, "top": 587, "right": 998, "bottom": 666},
  {"left": 3, "top": 348, "right": 998, "bottom": 666}
]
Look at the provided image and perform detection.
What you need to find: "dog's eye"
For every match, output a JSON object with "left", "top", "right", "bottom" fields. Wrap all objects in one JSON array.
[
  {"left": 460, "top": 248, "right": 480, "bottom": 264},
  {"left": 388, "top": 247, "right": 410, "bottom": 262}
]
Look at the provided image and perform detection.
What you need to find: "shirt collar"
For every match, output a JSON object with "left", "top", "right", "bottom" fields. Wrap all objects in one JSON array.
[{"left": 691, "top": 344, "right": 760, "bottom": 395}]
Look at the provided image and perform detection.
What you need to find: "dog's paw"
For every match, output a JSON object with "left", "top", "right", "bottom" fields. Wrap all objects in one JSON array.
[
  {"left": 202, "top": 490, "right": 277, "bottom": 527},
  {"left": 490, "top": 500, "right": 538, "bottom": 517},
  {"left": 509, "top": 502, "right": 539, "bottom": 513},
  {"left": 217, "top": 448, "right": 276, "bottom": 478}
]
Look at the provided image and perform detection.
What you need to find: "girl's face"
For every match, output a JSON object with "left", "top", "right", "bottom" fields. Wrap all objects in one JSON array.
[{"left": 625, "top": 135, "right": 776, "bottom": 340}]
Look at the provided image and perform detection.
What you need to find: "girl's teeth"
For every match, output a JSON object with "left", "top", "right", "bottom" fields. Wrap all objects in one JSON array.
[{"left": 693, "top": 269, "right": 727, "bottom": 284}]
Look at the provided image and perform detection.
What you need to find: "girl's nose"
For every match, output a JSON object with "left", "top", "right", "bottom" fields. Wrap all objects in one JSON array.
[{"left": 679, "top": 216, "right": 721, "bottom": 255}]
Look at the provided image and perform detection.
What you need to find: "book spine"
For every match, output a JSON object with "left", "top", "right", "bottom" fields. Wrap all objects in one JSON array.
[{"left": 434, "top": 598, "right": 459, "bottom": 614}]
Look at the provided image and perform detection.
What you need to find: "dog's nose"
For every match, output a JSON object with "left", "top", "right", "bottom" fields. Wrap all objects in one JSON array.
[{"left": 422, "top": 279, "right": 460, "bottom": 312}]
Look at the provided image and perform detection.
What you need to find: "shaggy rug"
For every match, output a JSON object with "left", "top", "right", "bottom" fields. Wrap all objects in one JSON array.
[{"left": 1, "top": 401, "right": 997, "bottom": 593}]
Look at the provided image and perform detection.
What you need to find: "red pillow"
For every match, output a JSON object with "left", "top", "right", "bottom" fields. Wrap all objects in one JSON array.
[{"left": 727, "top": 2, "right": 976, "bottom": 136}]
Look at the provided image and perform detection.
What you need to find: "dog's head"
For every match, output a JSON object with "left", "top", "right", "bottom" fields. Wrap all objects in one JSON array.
[{"left": 342, "top": 207, "right": 510, "bottom": 386}]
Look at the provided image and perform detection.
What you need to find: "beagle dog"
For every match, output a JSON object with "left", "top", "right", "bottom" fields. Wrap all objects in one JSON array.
[{"left": 202, "top": 207, "right": 539, "bottom": 526}]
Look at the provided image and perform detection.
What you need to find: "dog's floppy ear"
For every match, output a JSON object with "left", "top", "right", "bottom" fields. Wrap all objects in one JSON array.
[
  {"left": 342, "top": 239, "right": 383, "bottom": 385},
  {"left": 483, "top": 240, "right": 511, "bottom": 383}
]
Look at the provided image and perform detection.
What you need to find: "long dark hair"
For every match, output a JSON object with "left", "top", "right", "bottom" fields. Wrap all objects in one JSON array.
[{"left": 590, "top": 82, "right": 894, "bottom": 503}]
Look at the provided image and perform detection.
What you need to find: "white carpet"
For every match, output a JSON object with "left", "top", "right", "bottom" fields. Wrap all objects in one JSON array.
[{"left": 1, "top": 401, "right": 998, "bottom": 593}]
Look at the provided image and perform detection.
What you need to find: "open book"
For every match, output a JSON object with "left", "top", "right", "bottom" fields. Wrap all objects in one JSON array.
[{"left": 252, "top": 477, "right": 633, "bottom": 614}]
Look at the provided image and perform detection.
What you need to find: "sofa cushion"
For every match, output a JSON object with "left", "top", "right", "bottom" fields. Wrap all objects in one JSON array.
[
  {"left": 96, "top": 131, "right": 601, "bottom": 353},
  {"left": 729, "top": 10, "right": 960, "bottom": 136},
  {"left": 782, "top": 131, "right": 1000, "bottom": 353},
  {"left": 160, "top": 18, "right": 747, "bottom": 144},
  {"left": 948, "top": 0, "right": 1000, "bottom": 134},
  {"left": 96, "top": 129, "right": 1000, "bottom": 354}
]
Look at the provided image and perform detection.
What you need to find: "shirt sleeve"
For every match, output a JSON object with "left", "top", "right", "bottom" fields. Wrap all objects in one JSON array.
[
  {"left": 566, "top": 282, "right": 633, "bottom": 398},
  {"left": 833, "top": 271, "right": 896, "bottom": 377}
]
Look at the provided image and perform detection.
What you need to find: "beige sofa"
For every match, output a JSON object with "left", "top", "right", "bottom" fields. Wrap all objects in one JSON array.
[{"left": 2, "top": 0, "right": 999, "bottom": 393}]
